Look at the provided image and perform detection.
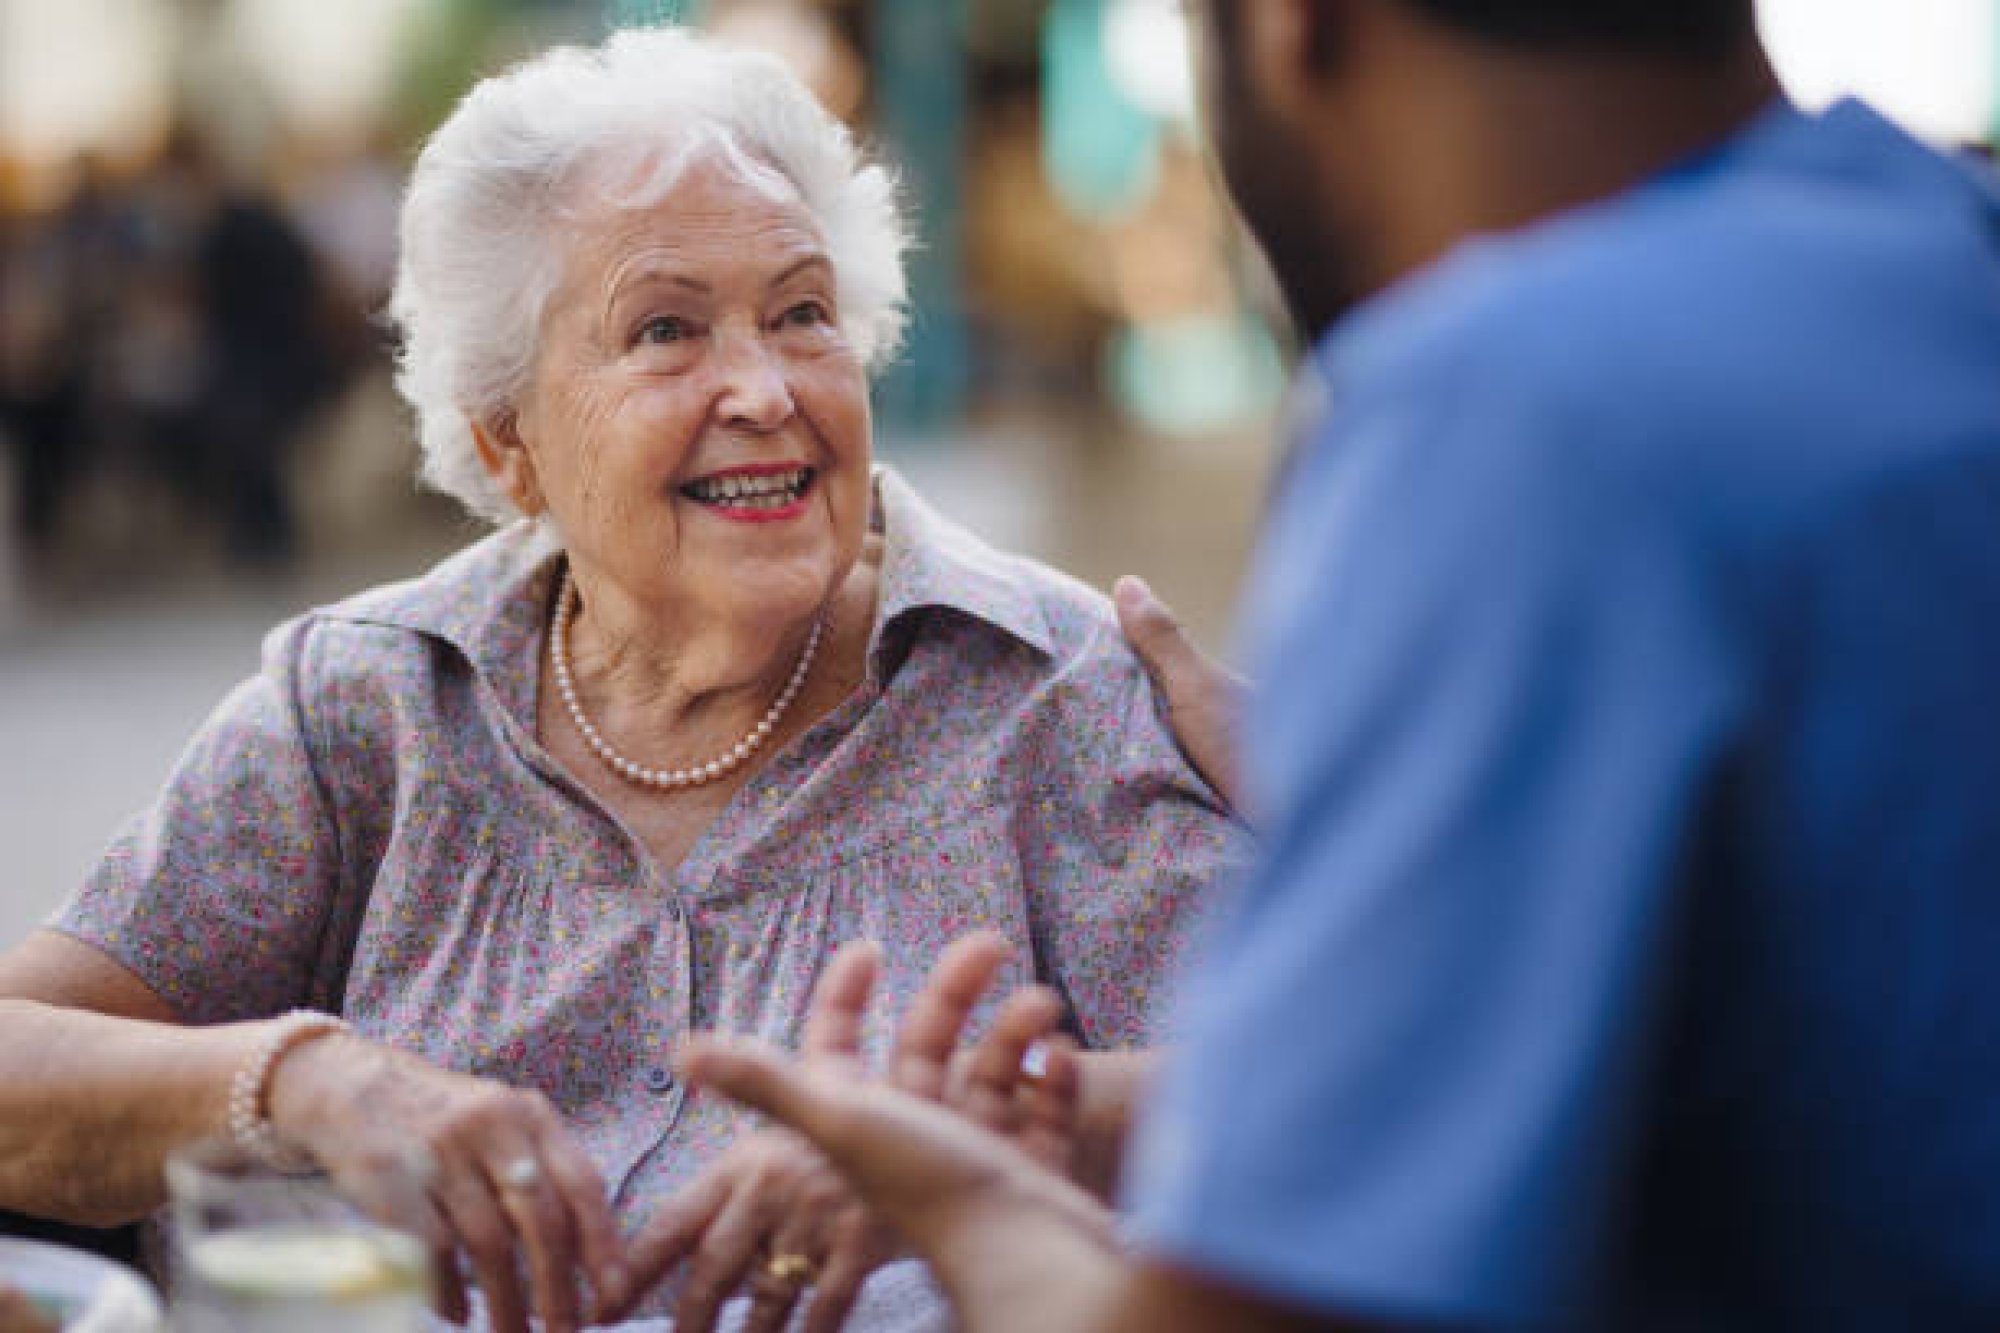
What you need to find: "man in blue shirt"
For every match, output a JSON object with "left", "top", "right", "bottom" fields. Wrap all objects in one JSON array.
[{"left": 673, "top": 0, "right": 2000, "bottom": 1328}]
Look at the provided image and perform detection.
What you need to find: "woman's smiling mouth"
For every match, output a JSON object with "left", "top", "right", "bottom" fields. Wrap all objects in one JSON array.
[{"left": 678, "top": 464, "right": 817, "bottom": 521}]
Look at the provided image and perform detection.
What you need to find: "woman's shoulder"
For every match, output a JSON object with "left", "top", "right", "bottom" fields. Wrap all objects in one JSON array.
[
  {"left": 988, "top": 548, "right": 1134, "bottom": 675},
  {"left": 263, "top": 523, "right": 554, "bottom": 695},
  {"left": 878, "top": 466, "right": 1137, "bottom": 680}
]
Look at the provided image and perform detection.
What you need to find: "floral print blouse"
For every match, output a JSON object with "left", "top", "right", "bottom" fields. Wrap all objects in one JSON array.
[{"left": 55, "top": 467, "right": 1251, "bottom": 1322}]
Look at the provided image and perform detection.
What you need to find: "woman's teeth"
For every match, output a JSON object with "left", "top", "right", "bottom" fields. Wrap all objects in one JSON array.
[{"left": 682, "top": 467, "right": 813, "bottom": 508}]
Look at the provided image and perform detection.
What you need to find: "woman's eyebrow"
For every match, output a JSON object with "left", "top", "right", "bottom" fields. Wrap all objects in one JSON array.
[
  {"left": 769, "top": 255, "right": 833, "bottom": 289},
  {"left": 598, "top": 266, "right": 708, "bottom": 328},
  {"left": 611, "top": 268, "right": 712, "bottom": 301}
]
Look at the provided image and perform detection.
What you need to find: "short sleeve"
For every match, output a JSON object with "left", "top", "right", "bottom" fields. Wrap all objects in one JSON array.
[
  {"left": 51, "top": 617, "right": 347, "bottom": 1024},
  {"left": 1125, "top": 361, "right": 1747, "bottom": 1324},
  {"left": 1021, "top": 629, "right": 1254, "bottom": 1050}
]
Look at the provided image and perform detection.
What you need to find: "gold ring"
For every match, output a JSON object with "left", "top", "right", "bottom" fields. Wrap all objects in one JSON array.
[{"left": 761, "top": 1253, "right": 817, "bottom": 1288}]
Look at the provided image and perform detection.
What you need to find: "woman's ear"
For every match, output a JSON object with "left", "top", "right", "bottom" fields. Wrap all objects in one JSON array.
[{"left": 470, "top": 414, "right": 546, "bottom": 516}]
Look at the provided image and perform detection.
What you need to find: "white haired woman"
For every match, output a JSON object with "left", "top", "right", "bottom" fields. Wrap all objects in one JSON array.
[{"left": 0, "top": 27, "right": 1249, "bottom": 1333}]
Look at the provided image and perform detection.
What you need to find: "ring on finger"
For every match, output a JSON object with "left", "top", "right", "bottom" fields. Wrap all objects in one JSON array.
[
  {"left": 760, "top": 1252, "right": 818, "bottom": 1289},
  {"left": 498, "top": 1155, "right": 541, "bottom": 1192}
]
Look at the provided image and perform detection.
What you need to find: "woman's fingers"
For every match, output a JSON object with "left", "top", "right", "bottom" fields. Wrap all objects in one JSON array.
[
  {"left": 950, "top": 983, "right": 1068, "bottom": 1130},
  {"left": 800, "top": 1205, "right": 882, "bottom": 1333},
  {"left": 468, "top": 1088, "right": 622, "bottom": 1333},
  {"left": 673, "top": 1165, "right": 789, "bottom": 1333},
  {"left": 531, "top": 1118, "right": 628, "bottom": 1319},
  {"left": 887, "top": 930, "right": 1013, "bottom": 1099},
  {"left": 1014, "top": 1034, "right": 1084, "bottom": 1172},
  {"left": 682, "top": 1036, "right": 1079, "bottom": 1251},
  {"left": 279, "top": 1040, "right": 618, "bottom": 1332},
  {"left": 486, "top": 1140, "right": 581, "bottom": 1333},
  {"left": 801, "top": 939, "right": 884, "bottom": 1061},
  {"left": 429, "top": 1152, "right": 532, "bottom": 1333},
  {"left": 740, "top": 1204, "right": 823, "bottom": 1333},
  {"left": 613, "top": 1167, "right": 731, "bottom": 1321},
  {"left": 331, "top": 1145, "right": 468, "bottom": 1323}
]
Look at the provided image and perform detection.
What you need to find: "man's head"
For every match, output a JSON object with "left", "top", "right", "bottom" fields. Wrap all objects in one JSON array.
[
  {"left": 1194, "top": 0, "right": 1764, "bottom": 339},
  {"left": 1386, "top": 0, "right": 1756, "bottom": 58}
]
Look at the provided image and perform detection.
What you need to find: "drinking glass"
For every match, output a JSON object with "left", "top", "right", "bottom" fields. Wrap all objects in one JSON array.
[{"left": 163, "top": 1137, "right": 429, "bottom": 1333}]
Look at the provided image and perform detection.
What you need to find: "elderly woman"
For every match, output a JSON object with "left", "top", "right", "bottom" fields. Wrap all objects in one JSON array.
[{"left": 0, "top": 27, "right": 1247, "bottom": 1333}]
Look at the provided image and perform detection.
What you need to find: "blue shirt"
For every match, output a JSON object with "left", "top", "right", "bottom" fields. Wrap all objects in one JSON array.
[{"left": 1126, "top": 100, "right": 2000, "bottom": 1330}]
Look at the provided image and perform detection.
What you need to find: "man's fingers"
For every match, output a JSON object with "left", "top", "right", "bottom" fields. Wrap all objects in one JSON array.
[
  {"left": 680, "top": 1037, "right": 838, "bottom": 1140},
  {"left": 1114, "top": 574, "right": 1214, "bottom": 704},
  {"left": 802, "top": 939, "right": 884, "bottom": 1061},
  {"left": 1113, "top": 575, "right": 1190, "bottom": 668},
  {"left": 684, "top": 1038, "right": 984, "bottom": 1221},
  {"left": 690, "top": 1039, "right": 1127, "bottom": 1300},
  {"left": 888, "top": 930, "right": 1012, "bottom": 1099},
  {"left": 1114, "top": 574, "right": 1247, "bottom": 809}
]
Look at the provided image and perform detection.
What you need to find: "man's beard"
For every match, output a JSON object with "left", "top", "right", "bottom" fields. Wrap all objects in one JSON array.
[{"left": 1204, "top": 4, "right": 1365, "bottom": 344}]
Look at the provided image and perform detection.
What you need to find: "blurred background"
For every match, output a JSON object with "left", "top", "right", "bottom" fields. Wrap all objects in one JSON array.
[{"left": 1, "top": 0, "right": 1996, "bottom": 943}]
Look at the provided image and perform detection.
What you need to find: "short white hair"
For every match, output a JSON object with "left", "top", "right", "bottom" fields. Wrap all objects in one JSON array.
[{"left": 391, "top": 26, "right": 909, "bottom": 524}]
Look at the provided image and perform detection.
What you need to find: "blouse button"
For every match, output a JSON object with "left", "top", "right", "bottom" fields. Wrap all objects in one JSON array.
[{"left": 642, "top": 1064, "right": 676, "bottom": 1095}]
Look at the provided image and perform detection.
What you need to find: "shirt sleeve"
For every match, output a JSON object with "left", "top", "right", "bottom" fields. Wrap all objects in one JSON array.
[
  {"left": 1124, "top": 360, "right": 1748, "bottom": 1325},
  {"left": 51, "top": 616, "right": 348, "bottom": 1024},
  {"left": 1020, "top": 628, "right": 1255, "bottom": 1051}
]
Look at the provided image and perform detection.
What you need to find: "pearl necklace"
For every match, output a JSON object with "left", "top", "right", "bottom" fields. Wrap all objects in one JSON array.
[{"left": 549, "top": 569, "right": 824, "bottom": 791}]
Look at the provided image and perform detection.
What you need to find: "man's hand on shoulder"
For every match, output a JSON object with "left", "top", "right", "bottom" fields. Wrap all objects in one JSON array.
[{"left": 1115, "top": 577, "right": 1247, "bottom": 814}]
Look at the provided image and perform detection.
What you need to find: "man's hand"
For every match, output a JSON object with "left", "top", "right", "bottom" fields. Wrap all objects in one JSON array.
[
  {"left": 679, "top": 940, "right": 1365, "bottom": 1333},
  {"left": 614, "top": 1126, "right": 889, "bottom": 1333},
  {"left": 678, "top": 1028, "right": 1127, "bottom": 1333},
  {"left": 1115, "top": 577, "right": 1247, "bottom": 812},
  {"left": 618, "top": 934, "right": 1087, "bottom": 1328}
]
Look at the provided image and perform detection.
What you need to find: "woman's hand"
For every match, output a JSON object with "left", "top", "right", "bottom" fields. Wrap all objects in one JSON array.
[
  {"left": 895, "top": 934, "right": 1085, "bottom": 1178},
  {"left": 618, "top": 1127, "right": 891, "bottom": 1333},
  {"left": 673, "top": 943, "right": 1124, "bottom": 1331},
  {"left": 613, "top": 932, "right": 1081, "bottom": 1329},
  {"left": 265, "top": 1032, "right": 626, "bottom": 1333},
  {"left": 678, "top": 1035, "right": 1127, "bottom": 1333}
]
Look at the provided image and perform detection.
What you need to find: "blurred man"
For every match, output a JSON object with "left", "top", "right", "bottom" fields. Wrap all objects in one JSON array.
[{"left": 682, "top": 1, "right": 2000, "bottom": 1329}]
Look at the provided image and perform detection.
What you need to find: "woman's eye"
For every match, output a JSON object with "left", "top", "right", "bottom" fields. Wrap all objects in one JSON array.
[
  {"left": 637, "top": 315, "right": 694, "bottom": 345},
  {"left": 781, "top": 301, "right": 830, "bottom": 328}
]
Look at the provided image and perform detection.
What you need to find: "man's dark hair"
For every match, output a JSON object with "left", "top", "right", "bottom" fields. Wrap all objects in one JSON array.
[{"left": 1398, "top": 0, "right": 1757, "bottom": 57}]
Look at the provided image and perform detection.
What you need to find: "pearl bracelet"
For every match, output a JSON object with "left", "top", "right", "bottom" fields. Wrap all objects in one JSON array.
[{"left": 227, "top": 1009, "right": 352, "bottom": 1170}]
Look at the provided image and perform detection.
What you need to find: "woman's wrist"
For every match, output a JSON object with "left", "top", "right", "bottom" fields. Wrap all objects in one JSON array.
[
  {"left": 1072, "top": 1050, "right": 1159, "bottom": 1201},
  {"left": 229, "top": 1010, "right": 353, "bottom": 1167}
]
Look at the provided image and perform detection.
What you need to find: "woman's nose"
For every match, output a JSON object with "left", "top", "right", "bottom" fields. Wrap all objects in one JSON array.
[{"left": 714, "top": 329, "right": 796, "bottom": 431}]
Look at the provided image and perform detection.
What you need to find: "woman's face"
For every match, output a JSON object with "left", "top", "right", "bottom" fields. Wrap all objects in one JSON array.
[{"left": 494, "top": 153, "right": 872, "bottom": 639}]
